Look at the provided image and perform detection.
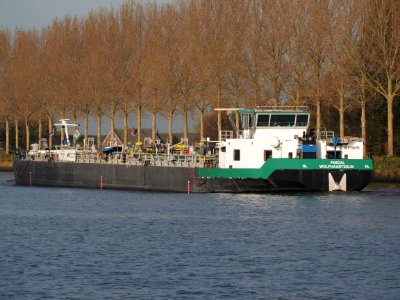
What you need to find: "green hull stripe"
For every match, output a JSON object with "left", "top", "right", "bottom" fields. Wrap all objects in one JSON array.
[{"left": 197, "top": 159, "right": 374, "bottom": 179}]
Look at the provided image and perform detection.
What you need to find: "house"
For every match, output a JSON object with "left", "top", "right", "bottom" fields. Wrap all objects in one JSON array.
[{"left": 101, "top": 130, "right": 123, "bottom": 148}]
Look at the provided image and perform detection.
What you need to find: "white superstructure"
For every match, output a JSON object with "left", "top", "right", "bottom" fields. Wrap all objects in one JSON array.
[{"left": 217, "top": 107, "right": 364, "bottom": 169}]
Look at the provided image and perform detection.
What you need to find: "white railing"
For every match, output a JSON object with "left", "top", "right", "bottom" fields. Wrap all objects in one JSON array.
[
  {"left": 256, "top": 105, "right": 309, "bottom": 112},
  {"left": 219, "top": 130, "right": 244, "bottom": 141},
  {"left": 319, "top": 130, "right": 335, "bottom": 140},
  {"left": 220, "top": 130, "right": 234, "bottom": 141},
  {"left": 23, "top": 149, "right": 218, "bottom": 168}
]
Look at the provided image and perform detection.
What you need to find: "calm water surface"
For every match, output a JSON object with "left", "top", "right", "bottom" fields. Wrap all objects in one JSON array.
[{"left": 1, "top": 172, "right": 400, "bottom": 299}]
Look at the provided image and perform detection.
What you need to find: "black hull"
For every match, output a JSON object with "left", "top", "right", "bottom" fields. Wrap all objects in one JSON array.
[{"left": 14, "top": 160, "right": 372, "bottom": 193}]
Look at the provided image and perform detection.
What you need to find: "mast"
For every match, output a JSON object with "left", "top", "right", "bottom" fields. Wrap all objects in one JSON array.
[{"left": 54, "top": 119, "right": 78, "bottom": 147}]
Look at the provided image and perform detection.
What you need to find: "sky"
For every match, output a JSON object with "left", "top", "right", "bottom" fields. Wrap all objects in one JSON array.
[
  {"left": 0, "top": 0, "right": 188, "bottom": 135},
  {"left": 0, "top": 0, "right": 124, "bottom": 30}
]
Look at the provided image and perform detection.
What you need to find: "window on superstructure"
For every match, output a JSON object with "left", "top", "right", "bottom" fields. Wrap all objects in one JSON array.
[
  {"left": 270, "top": 114, "right": 295, "bottom": 126},
  {"left": 256, "top": 114, "right": 270, "bottom": 126},
  {"left": 264, "top": 150, "right": 272, "bottom": 161},
  {"left": 234, "top": 149, "right": 240, "bottom": 161},
  {"left": 296, "top": 114, "right": 309, "bottom": 126}
]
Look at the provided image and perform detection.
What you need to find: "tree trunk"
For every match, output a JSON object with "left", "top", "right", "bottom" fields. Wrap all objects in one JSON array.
[
  {"left": 5, "top": 118, "right": 9, "bottom": 154},
  {"left": 199, "top": 97, "right": 204, "bottom": 141},
  {"left": 295, "top": 89, "right": 301, "bottom": 106},
  {"left": 361, "top": 99, "right": 367, "bottom": 158},
  {"left": 339, "top": 91, "right": 345, "bottom": 138},
  {"left": 110, "top": 110, "right": 115, "bottom": 143},
  {"left": 60, "top": 116, "right": 64, "bottom": 144},
  {"left": 38, "top": 119, "right": 42, "bottom": 143},
  {"left": 137, "top": 107, "right": 142, "bottom": 143},
  {"left": 48, "top": 115, "right": 53, "bottom": 149},
  {"left": 387, "top": 93, "right": 394, "bottom": 157},
  {"left": 168, "top": 112, "right": 173, "bottom": 144},
  {"left": 15, "top": 118, "right": 19, "bottom": 150},
  {"left": 123, "top": 110, "right": 128, "bottom": 148},
  {"left": 72, "top": 113, "right": 78, "bottom": 146},
  {"left": 151, "top": 111, "right": 157, "bottom": 143},
  {"left": 217, "top": 84, "right": 222, "bottom": 140},
  {"left": 360, "top": 76, "right": 367, "bottom": 158},
  {"left": 252, "top": 81, "right": 258, "bottom": 106},
  {"left": 97, "top": 113, "right": 102, "bottom": 149},
  {"left": 235, "top": 110, "right": 240, "bottom": 137},
  {"left": 183, "top": 108, "right": 188, "bottom": 140},
  {"left": 84, "top": 111, "right": 89, "bottom": 147},
  {"left": 316, "top": 96, "right": 321, "bottom": 133},
  {"left": 25, "top": 118, "right": 30, "bottom": 151},
  {"left": 274, "top": 88, "right": 280, "bottom": 106}
]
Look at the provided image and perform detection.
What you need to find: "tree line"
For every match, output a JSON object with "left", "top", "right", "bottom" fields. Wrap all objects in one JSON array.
[{"left": 0, "top": 0, "right": 400, "bottom": 157}]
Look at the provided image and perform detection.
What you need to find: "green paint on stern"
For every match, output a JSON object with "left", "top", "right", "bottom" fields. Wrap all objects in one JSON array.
[{"left": 197, "top": 159, "right": 374, "bottom": 179}]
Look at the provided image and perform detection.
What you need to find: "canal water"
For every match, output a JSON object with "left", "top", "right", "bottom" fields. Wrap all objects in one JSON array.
[{"left": 1, "top": 171, "right": 400, "bottom": 299}]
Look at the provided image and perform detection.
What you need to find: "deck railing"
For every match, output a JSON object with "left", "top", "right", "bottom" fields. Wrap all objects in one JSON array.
[
  {"left": 319, "top": 130, "right": 335, "bottom": 140},
  {"left": 256, "top": 105, "right": 309, "bottom": 112},
  {"left": 22, "top": 149, "right": 219, "bottom": 168}
]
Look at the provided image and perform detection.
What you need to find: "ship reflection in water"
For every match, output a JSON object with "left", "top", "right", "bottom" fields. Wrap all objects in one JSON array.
[{"left": 1, "top": 172, "right": 400, "bottom": 299}]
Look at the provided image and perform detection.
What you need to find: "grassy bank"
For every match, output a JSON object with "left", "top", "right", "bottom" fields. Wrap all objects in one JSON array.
[
  {"left": 372, "top": 156, "right": 400, "bottom": 182},
  {"left": 0, "top": 153, "right": 13, "bottom": 171}
]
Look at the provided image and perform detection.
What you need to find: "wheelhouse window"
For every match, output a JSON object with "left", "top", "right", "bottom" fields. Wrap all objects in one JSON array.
[
  {"left": 241, "top": 113, "right": 255, "bottom": 130},
  {"left": 270, "top": 114, "right": 295, "bottom": 127},
  {"left": 234, "top": 149, "right": 240, "bottom": 161},
  {"left": 257, "top": 114, "right": 270, "bottom": 127},
  {"left": 295, "top": 114, "right": 309, "bottom": 126}
]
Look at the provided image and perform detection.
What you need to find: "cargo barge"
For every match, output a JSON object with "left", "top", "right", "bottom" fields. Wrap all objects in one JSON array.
[{"left": 14, "top": 107, "right": 373, "bottom": 192}]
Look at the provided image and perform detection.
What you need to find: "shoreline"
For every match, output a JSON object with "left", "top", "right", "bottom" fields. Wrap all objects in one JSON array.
[
  {"left": 372, "top": 177, "right": 400, "bottom": 183},
  {"left": 0, "top": 167, "right": 13, "bottom": 172}
]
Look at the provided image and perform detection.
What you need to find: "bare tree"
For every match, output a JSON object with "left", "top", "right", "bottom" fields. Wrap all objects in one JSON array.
[
  {"left": 325, "top": 1, "right": 360, "bottom": 137},
  {"left": 201, "top": 0, "right": 230, "bottom": 140},
  {"left": 11, "top": 28, "right": 41, "bottom": 150},
  {"left": 123, "top": 2, "right": 149, "bottom": 144},
  {"left": 304, "top": 0, "right": 333, "bottom": 132},
  {"left": 360, "top": 0, "right": 400, "bottom": 156},
  {"left": 81, "top": 10, "right": 108, "bottom": 149},
  {"left": 286, "top": 0, "right": 312, "bottom": 106},
  {"left": 39, "top": 24, "right": 63, "bottom": 149},
  {"left": 158, "top": 4, "right": 180, "bottom": 144},
  {"left": 0, "top": 30, "right": 12, "bottom": 153},
  {"left": 144, "top": 2, "right": 163, "bottom": 143},
  {"left": 224, "top": 0, "right": 252, "bottom": 130},
  {"left": 258, "top": 0, "right": 291, "bottom": 106}
]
